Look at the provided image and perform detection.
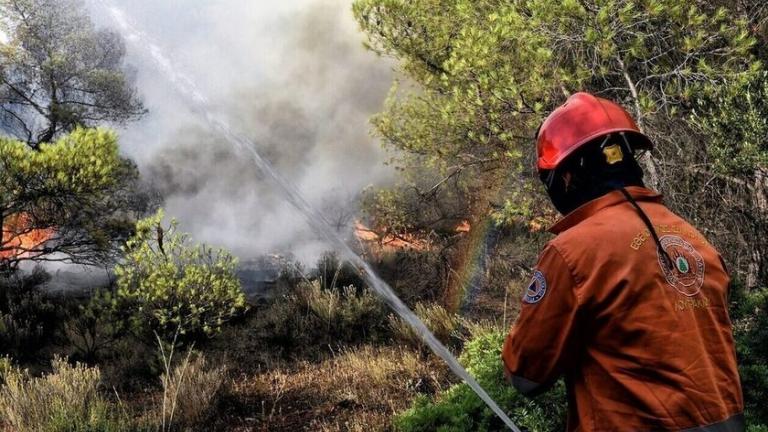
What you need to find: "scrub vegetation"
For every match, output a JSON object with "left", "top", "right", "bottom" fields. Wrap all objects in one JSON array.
[{"left": 0, "top": 0, "right": 766, "bottom": 431}]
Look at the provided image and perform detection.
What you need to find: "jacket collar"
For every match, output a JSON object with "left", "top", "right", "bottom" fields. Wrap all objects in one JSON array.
[{"left": 549, "top": 186, "right": 663, "bottom": 234}]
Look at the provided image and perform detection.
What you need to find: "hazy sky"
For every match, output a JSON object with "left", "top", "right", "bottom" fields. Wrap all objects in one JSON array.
[{"left": 85, "top": 0, "right": 395, "bottom": 262}]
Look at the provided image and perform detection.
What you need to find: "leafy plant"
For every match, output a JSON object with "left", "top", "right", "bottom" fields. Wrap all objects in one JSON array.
[
  {"left": 0, "top": 268, "right": 57, "bottom": 358},
  {"left": 395, "top": 331, "right": 566, "bottom": 432},
  {"left": 64, "top": 287, "right": 132, "bottom": 362},
  {"left": 299, "top": 281, "right": 389, "bottom": 343},
  {"left": 114, "top": 210, "right": 248, "bottom": 343},
  {"left": 730, "top": 284, "right": 768, "bottom": 428},
  {"left": 0, "top": 0, "right": 145, "bottom": 146}
]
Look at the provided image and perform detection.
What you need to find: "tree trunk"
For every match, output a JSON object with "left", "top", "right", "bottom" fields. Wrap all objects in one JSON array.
[
  {"left": 616, "top": 56, "right": 661, "bottom": 190},
  {"left": 747, "top": 166, "right": 768, "bottom": 290},
  {"left": 640, "top": 153, "right": 660, "bottom": 191}
]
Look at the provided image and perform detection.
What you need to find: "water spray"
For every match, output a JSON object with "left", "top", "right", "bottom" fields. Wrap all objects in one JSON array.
[{"left": 93, "top": 3, "right": 520, "bottom": 430}]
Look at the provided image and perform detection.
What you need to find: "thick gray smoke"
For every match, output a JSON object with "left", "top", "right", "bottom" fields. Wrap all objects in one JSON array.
[{"left": 89, "top": 0, "right": 394, "bottom": 262}]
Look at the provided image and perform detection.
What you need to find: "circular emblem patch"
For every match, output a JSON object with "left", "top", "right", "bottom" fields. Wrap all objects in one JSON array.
[
  {"left": 524, "top": 270, "right": 547, "bottom": 304},
  {"left": 657, "top": 235, "right": 705, "bottom": 297}
]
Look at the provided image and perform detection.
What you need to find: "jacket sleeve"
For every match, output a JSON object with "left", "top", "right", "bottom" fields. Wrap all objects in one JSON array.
[{"left": 501, "top": 243, "right": 580, "bottom": 397}]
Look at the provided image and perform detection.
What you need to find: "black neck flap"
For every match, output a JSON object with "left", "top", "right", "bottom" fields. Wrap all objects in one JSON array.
[{"left": 618, "top": 187, "right": 674, "bottom": 270}]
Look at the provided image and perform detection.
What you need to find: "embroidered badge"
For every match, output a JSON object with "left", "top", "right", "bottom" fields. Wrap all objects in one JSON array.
[
  {"left": 603, "top": 144, "right": 624, "bottom": 165},
  {"left": 524, "top": 270, "right": 547, "bottom": 304},
  {"left": 657, "top": 235, "right": 705, "bottom": 297}
]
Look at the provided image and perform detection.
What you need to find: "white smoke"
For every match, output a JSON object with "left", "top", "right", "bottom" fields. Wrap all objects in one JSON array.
[{"left": 88, "top": 0, "right": 395, "bottom": 262}]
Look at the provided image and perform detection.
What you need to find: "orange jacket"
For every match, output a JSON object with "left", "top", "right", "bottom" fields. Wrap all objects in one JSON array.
[{"left": 502, "top": 187, "right": 744, "bottom": 431}]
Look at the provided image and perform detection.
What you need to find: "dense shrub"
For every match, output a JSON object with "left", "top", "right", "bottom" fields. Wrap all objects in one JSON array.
[
  {"left": 114, "top": 211, "right": 248, "bottom": 343},
  {"left": 240, "top": 280, "right": 390, "bottom": 360},
  {"left": 65, "top": 287, "right": 133, "bottom": 362},
  {"left": 315, "top": 252, "right": 365, "bottom": 291},
  {"left": 298, "top": 281, "right": 389, "bottom": 344},
  {"left": 395, "top": 331, "right": 566, "bottom": 432},
  {"left": 731, "top": 284, "right": 768, "bottom": 429},
  {"left": 0, "top": 357, "right": 137, "bottom": 432},
  {"left": 372, "top": 249, "right": 449, "bottom": 306},
  {"left": 0, "top": 268, "right": 57, "bottom": 358}
]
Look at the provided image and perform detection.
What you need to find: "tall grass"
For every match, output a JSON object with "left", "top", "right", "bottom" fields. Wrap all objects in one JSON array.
[
  {"left": 0, "top": 357, "right": 134, "bottom": 432},
  {"left": 155, "top": 337, "right": 227, "bottom": 431},
  {"left": 389, "top": 302, "right": 460, "bottom": 348}
]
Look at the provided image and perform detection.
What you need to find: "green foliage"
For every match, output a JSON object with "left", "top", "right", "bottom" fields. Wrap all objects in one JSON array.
[
  {"left": 395, "top": 331, "right": 566, "bottom": 431},
  {"left": 299, "top": 281, "right": 389, "bottom": 343},
  {"left": 0, "top": 268, "right": 57, "bottom": 358},
  {"left": 114, "top": 210, "right": 248, "bottom": 343},
  {"left": 731, "top": 284, "right": 768, "bottom": 427},
  {"left": 353, "top": 0, "right": 759, "bottom": 235},
  {"left": 354, "top": 0, "right": 756, "bottom": 169},
  {"left": 65, "top": 288, "right": 132, "bottom": 362},
  {"left": 0, "top": 128, "right": 140, "bottom": 269},
  {"left": 0, "top": 128, "right": 119, "bottom": 191},
  {"left": 693, "top": 73, "right": 768, "bottom": 176}
]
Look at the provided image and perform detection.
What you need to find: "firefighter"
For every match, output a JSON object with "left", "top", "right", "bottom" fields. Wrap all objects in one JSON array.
[{"left": 501, "top": 92, "right": 744, "bottom": 431}]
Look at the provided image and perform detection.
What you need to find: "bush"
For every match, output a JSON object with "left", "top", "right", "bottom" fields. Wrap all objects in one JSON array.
[
  {"left": 234, "top": 281, "right": 390, "bottom": 361},
  {"left": 731, "top": 284, "right": 768, "bottom": 428},
  {"left": 372, "top": 249, "right": 449, "bottom": 306},
  {"left": 65, "top": 287, "right": 132, "bottom": 362},
  {"left": 114, "top": 211, "right": 248, "bottom": 343},
  {"left": 0, "top": 357, "right": 136, "bottom": 432},
  {"left": 0, "top": 268, "right": 57, "bottom": 358},
  {"left": 395, "top": 331, "right": 566, "bottom": 432},
  {"left": 299, "top": 281, "right": 389, "bottom": 344},
  {"left": 315, "top": 252, "right": 365, "bottom": 291}
]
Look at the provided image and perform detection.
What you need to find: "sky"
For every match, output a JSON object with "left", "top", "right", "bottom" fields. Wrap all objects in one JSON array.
[{"left": 85, "top": 0, "right": 396, "bottom": 262}]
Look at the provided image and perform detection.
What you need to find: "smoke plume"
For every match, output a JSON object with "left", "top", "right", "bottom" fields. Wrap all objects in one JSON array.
[{"left": 89, "top": 0, "right": 394, "bottom": 262}]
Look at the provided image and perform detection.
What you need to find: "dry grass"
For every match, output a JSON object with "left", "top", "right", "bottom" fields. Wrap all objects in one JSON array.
[
  {"left": 156, "top": 348, "right": 227, "bottom": 431},
  {"left": 224, "top": 345, "right": 452, "bottom": 431},
  {"left": 161, "top": 355, "right": 226, "bottom": 431},
  {"left": 389, "top": 303, "right": 460, "bottom": 348},
  {"left": 0, "top": 357, "right": 131, "bottom": 432}
]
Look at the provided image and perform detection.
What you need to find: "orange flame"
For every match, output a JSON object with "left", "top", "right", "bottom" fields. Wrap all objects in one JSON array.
[
  {"left": 0, "top": 213, "right": 55, "bottom": 261},
  {"left": 354, "top": 221, "right": 430, "bottom": 254},
  {"left": 354, "top": 220, "right": 472, "bottom": 256}
]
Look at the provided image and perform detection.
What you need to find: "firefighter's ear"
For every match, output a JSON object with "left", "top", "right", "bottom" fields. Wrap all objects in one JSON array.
[{"left": 562, "top": 171, "right": 573, "bottom": 190}]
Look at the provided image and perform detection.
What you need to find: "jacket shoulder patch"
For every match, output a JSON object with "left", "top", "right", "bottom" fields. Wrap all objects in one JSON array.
[{"left": 524, "top": 270, "right": 547, "bottom": 304}]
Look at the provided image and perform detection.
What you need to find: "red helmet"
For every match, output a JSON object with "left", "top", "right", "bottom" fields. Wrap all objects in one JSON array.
[{"left": 536, "top": 92, "right": 653, "bottom": 171}]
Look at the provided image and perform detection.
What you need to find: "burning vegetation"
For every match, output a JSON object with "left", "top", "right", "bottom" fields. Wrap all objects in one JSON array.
[
  {"left": 0, "top": 214, "right": 54, "bottom": 265},
  {"left": 0, "top": 0, "right": 767, "bottom": 431}
]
